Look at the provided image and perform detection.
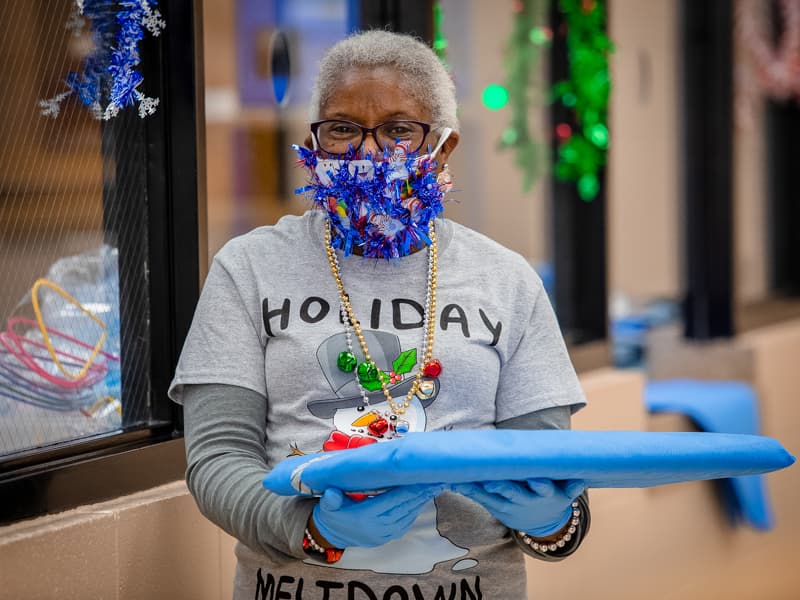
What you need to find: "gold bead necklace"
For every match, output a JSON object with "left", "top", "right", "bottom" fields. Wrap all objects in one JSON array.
[{"left": 324, "top": 220, "right": 440, "bottom": 416}]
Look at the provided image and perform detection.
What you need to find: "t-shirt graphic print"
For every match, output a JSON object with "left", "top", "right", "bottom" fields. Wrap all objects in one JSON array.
[{"left": 296, "top": 329, "right": 470, "bottom": 574}]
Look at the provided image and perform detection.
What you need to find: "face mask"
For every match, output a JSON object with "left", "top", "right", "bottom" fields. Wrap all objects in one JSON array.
[{"left": 294, "top": 128, "right": 452, "bottom": 259}]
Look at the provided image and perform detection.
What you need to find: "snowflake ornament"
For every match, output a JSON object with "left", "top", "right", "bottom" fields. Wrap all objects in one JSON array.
[{"left": 40, "top": 0, "right": 166, "bottom": 121}]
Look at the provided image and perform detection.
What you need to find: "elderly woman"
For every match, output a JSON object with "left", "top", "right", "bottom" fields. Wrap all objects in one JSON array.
[{"left": 170, "top": 30, "right": 589, "bottom": 599}]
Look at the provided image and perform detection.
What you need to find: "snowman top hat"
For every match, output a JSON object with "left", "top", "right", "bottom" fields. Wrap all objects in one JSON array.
[{"left": 308, "top": 330, "right": 439, "bottom": 419}]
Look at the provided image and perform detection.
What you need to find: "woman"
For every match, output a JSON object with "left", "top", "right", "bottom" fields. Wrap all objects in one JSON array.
[{"left": 170, "top": 30, "right": 589, "bottom": 599}]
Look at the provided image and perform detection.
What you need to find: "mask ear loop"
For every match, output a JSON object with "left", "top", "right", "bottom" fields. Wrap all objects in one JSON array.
[{"left": 429, "top": 127, "right": 453, "bottom": 160}]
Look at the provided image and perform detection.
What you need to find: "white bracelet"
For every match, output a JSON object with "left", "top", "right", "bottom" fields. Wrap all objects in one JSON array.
[
  {"left": 518, "top": 501, "right": 581, "bottom": 553},
  {"left": 304, "top": 528, "right": 327, "bottom": 554}
]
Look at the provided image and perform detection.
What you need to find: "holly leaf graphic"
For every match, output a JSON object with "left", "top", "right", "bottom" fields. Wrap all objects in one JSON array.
[{"left": 393, "top": 348, "right": 418, "bottom": 375}]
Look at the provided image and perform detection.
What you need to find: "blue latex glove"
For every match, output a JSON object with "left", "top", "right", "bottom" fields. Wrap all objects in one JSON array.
[
  {"left": 452, "top": 479, "right": 585, "bottom": 537},
  {"left": 312, "top": 484, "right": 445, "bottom": 548}
]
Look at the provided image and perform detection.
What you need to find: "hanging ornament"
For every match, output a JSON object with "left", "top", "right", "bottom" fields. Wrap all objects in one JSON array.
[
  {"left": 337, "top": 351, "right": 357, "bottom": 373},
  {"left": 422, "top": 359, "right": 443, "bottom": 378},
  {"left": 39, "top": 0, "right": 166, "bottom": 120}
]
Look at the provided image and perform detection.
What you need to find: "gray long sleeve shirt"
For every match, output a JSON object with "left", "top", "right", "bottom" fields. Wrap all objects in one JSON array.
[{"left": 171, "top": 211, "right": 589, "bottom": 599}]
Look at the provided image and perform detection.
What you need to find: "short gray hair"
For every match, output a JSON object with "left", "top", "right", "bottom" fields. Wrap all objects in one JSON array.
[{"left": 309, "top": 30, "right": 459, "bottom": 133}]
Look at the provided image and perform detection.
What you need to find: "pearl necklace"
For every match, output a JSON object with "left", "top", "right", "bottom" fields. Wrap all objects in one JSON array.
[{"left": 324, "top": 220, "right": 441, "bottom": 416}]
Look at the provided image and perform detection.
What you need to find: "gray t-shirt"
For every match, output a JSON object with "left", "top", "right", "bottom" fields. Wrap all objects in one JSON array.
[{"left": 170, "top": 210, "right": 586, "bottom": 599}]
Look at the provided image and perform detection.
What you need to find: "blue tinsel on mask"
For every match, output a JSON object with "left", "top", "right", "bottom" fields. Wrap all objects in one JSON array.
[{"left": 294, "top": 145, "right": 446, "bottom": 260}]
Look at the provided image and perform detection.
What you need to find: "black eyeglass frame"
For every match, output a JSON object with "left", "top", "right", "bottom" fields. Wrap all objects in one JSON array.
[{"left": 310, "top": 119, "right": 432, "bottom": 155}]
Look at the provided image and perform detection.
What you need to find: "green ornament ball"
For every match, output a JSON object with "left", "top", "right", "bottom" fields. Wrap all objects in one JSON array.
[
  {"left": 357, "top": 361, "right": 379, "bottom": 384},
  {"left": 337, "top": 351, "right": 357, "bottom": 373}
]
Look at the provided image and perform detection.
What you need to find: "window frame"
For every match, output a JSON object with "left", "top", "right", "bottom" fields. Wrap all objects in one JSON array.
[
  {"left": 358, "top": 0, "right": 434, "bottom": 41},
  {"left": 0, "top": 0, "right": 205, "bottom": 525},
  {"left": 679, "top": 0, "right": 735, "bottom": 340}
]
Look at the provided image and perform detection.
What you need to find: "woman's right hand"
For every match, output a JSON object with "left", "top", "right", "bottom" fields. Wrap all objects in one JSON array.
[{"left": 311, "top": 484, "right": 445, "bottom": 548}]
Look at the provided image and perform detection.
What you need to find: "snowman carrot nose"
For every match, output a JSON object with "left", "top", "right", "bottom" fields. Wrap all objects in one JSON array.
[{"left": 352, "top": 412, "right": 378, "bottom": 427}]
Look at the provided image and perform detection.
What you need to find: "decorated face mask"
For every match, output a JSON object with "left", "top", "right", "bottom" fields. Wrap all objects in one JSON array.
[{"left": 294, "top": 128, "right": 453, "bottom": 259}]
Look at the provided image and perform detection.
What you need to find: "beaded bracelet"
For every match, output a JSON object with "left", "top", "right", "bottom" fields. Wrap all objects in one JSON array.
[
  {"left": 518, "top": 501, "right": 581, "bottom": 553},
  {"left": 303, "top": 528, "right": 344, "bottom": 563}
]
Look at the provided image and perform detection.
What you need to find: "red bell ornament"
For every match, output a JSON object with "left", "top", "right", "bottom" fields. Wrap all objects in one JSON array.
[
  {"left": 422, "top": 359, "right": 442, "bottom": 378},
  {"left": 368, "top": 416, "right": 389, "bottom": 436}
]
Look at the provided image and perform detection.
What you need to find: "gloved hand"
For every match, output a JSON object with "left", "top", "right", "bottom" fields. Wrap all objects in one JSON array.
[
  {"left": 452, "top": 479, "right": 584, "bottom": 537},
  {"left": 312, "top": 484, "right": 445, "bottom": 548}
]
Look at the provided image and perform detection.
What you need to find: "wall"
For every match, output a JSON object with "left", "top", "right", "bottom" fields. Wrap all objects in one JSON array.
[
  {"left": 732, "top": 28, "right": 769, "bottom": 305},
  {"left": 607, "top": 0, "right": 681, "bottom": 301},
  {"left": 3, "top": 319, "right": 798, "bottom": 599}
]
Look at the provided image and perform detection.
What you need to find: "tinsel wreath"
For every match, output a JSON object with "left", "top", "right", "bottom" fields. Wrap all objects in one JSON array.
[
  {"left": 293, "top": 146, "right": 446, "bottom": 260},
  {"left": 40, "top": 0, "right": 166, "bottom": 120},
  {"left": 734, "top": 0, "right": 800, "bottom": 129},
  {"left": 433, "top": 1, "right": 449, "bottom": 68},
  {"left": 737, "top": 0, "right": 800, "bottom": 104}
]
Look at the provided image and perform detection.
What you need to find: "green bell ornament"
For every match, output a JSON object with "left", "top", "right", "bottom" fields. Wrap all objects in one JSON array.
[{"left": 337, "top": 351, "right": 357, "bottom": 373}]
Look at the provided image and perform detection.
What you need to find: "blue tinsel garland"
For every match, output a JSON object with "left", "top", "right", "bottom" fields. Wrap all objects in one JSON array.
[
  {"left": 294, "top": 146, "right": 446, "bottom": 260},
  {"left": 40, "top": 0, "right": 165, "bottom": 120}
]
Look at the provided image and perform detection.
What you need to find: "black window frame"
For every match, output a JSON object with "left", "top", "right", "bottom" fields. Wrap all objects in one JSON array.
[
  {"left": 359, "top": 0, "right": 434, "bottom": 42},
  {"left": 680, "top": 0, "right": 735, "bottom": 340},
  {"left": 0, "top": 0, "right": 205, "bottom": 525}
]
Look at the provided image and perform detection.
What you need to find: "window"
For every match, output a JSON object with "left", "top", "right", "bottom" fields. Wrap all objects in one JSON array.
[{"left": 0, "top": 0, "right": 202, "bottom": 523}]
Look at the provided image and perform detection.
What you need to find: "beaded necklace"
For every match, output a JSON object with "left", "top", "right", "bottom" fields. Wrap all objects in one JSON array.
[{"left": 324, "top": 220, "right": 442, "bottom": 416}]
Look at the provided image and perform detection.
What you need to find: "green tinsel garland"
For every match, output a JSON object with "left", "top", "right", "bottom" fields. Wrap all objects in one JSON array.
[
  {"left": 553, "top": 0, "right": 613, "bottom": 201},
  {"left": 498, "top": 0, "right": 550, "bottom": 193},
  {"left": 499, "top": 0, "right": 613, "bottom": 200},
  {"left": 433, "top": 1, "right": 448, "bottom": 67}
]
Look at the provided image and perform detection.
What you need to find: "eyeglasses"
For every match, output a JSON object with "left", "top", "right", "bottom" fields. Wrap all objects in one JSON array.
[{"left": 310, "top": 119, "right": 432, "bottom": 155}]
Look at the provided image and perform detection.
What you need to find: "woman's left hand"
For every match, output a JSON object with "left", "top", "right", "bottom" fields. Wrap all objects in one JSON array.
[{"left": 452, "top": 478, "right": 585, "bottom": 537}]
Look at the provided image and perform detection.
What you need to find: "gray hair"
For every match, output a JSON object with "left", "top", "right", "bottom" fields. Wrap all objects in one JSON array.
[{"left": 309, "top": 30, "right": 459, "bottom": 133}]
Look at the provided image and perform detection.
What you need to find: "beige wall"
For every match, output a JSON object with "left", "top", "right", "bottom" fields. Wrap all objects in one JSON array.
[
  {"left": 607, "top": 0, "right": 681, "bottom": 301},
  {"left": 3, "top": 319, "right": 799, "bottom": 599},
  {"left": 733, "top": 25, "right": 769, "bottom": 305}
]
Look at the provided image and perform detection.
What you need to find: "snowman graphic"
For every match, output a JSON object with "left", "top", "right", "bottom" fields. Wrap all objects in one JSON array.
[{"left": 301, "top": 330, "right": 472, "bottom": 574}]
